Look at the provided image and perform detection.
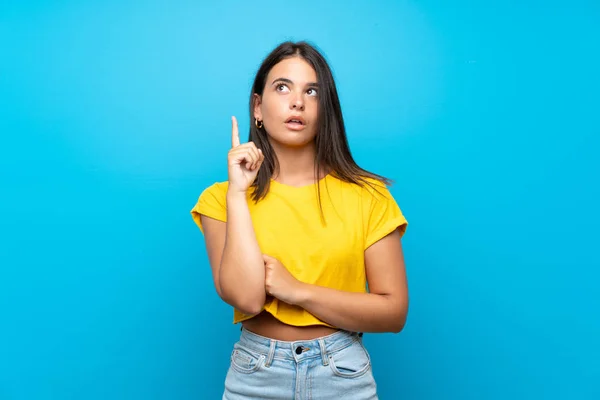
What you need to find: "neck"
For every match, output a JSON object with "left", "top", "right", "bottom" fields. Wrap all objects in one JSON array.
[{"left": 270, "top": 141, "right": 324, "bottom": 185}]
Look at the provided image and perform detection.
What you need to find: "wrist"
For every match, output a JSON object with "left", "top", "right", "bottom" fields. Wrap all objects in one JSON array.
[
  {"left": 226, "top": 188, "right": 248, "bottom": 202},
  {"left": 293, "top": 282, "right": 313, "bottom": 306}
]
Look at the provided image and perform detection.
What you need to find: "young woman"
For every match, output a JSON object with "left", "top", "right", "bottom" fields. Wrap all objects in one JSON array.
[{"left": 191, "top": 41, "right": 409, "bottom": 399}]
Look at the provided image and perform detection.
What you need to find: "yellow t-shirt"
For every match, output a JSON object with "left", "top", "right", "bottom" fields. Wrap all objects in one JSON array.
[{"left": 190, "top": 174, "right": 408, "bottom": 327}]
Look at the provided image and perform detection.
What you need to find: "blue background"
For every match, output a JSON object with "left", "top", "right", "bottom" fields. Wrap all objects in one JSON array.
[{"left": 1, "top": 1, "right": 599, "bottom": 399}]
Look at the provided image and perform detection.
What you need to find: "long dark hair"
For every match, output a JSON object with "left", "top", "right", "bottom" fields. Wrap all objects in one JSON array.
[{"left": 248, "top": 41, "right": 391, "bottom": 208}]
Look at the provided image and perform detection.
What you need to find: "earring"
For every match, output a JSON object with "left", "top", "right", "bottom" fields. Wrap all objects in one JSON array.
[{"left": 255, "top": 119, "right": 263, "bottom": 129}]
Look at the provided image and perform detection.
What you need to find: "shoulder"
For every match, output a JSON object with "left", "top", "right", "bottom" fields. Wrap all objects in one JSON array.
[
  {"left": 190, "top": 180, "right": 230, "bottom": 232},
  {"left": 196, "top": 179, "right": 230, "bottom": 209},
  {"left": 199, "top": 180, "right": 229, "bottom": 198},
  {"left": 359, "top": 177, "right": 390, "bottom": 195},
  {"left": 353, "top": 177, "right": 408, "bottom": 243},
  {"left": 331, "top": 175, "right": 392, "bottom": 201}
]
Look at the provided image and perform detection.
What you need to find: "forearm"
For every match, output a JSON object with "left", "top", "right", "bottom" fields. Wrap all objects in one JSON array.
[
  {"left": 295, "top": 284, "right": 408, "bottom": 333},
  {"left": 219, "top": 190, "right": 265, "bottom": 314}
]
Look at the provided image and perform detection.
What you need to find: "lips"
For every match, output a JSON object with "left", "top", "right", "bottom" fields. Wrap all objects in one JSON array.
[
  {"left": 285, "top": 116, "right": 305, "bottom": 125},
  {"left": 285, "top": 116, "right": 306, "bottom": 131}
]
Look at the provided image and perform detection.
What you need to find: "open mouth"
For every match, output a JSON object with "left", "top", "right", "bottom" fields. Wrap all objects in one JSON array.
[{"left": 285, "top": 116, "right": 306, "bottom": 129}]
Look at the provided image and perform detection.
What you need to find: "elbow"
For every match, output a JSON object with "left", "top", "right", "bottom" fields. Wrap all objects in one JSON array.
[
  {"left": 390, "top": 317, "right": 407, "bottom": 334},
  {"left": 238, "top": 301, "right": 265, "bottom": 316},
  {"left": 216, "top": 270, "right": 266, "bottom": 315},
  {"left": 232, "top": 295, "right": 265, "bottom": 316},
  {"left": 219, "top": 286, "right": 266, "bottom": 316},
  {"left": 390, "top": 304, "right": 409, "bottom": 334}
]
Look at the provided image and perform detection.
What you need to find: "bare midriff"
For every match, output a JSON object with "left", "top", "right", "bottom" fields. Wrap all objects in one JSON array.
[{"left": 241, "top": 311, "right": 339, "bottom": 341}]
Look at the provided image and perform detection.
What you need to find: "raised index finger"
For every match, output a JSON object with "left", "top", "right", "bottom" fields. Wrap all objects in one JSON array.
[{"left": 231, "top": 116, "right": 240, "bottom": 148}]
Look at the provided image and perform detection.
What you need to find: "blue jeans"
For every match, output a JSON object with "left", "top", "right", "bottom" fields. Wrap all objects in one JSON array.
[{"left": 223, "top": 327, "right": 378, "bottom": 399}]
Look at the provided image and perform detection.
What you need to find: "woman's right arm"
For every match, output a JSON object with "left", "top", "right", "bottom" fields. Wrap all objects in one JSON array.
[{"left": 201, "top": 116, "right": 266, "bottom": 315}]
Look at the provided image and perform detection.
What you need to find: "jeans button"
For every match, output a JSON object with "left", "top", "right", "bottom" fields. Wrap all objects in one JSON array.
[{"left": 295, "top": 347, "right": 302, "bottom": 355}]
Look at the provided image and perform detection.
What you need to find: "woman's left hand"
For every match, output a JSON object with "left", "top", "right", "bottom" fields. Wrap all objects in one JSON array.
[{"left": 263, "top": 254, "right": 306, "bottom": 305}]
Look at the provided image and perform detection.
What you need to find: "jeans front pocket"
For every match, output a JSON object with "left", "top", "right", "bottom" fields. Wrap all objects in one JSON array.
[
  {"left": 328, "top": 339, "right": 372, "bottom": 379},
  {"left": 230, "top": 344, "right": 265, "bottom": 374}
]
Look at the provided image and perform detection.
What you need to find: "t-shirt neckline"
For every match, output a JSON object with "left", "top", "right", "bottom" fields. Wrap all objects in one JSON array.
[{"left": 269, "top": 173, "right": 330, "bottom": 192}]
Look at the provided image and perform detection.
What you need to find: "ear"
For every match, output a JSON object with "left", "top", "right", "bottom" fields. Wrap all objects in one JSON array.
[{"left": 253, "top": 93, "right": 263, "bottom": 121}]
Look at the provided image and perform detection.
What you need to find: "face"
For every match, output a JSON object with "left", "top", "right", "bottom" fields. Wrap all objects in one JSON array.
[{"left": 254, "top": 57, "right": 319, "bottom": 148}]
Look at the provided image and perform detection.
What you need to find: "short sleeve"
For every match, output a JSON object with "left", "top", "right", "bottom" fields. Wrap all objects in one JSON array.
[
  {"left": 364, "top": 181, "right": 408, "bottom": 249},
  {"left": 190, "top": 181, "right": 228, "bottom": 234}
]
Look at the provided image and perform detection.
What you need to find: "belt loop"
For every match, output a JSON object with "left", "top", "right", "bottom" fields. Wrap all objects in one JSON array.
[
  {"left": 265, "top": 339, "right": 276, "bottom": 368},
  {"left": 318, "top": 338, "right": 329, "bottom": 366}
]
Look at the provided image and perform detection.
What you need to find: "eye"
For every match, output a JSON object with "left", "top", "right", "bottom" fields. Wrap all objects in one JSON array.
[
  {"left": 307, "top": 88, "right": 318, "bottom": 96},
  {"left": 276, "top": 83, "right": 290, "bottom": 93}
]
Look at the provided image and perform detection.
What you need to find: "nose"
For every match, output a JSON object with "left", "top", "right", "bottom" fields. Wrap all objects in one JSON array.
[{"left": 290, "top": 93, "right": 305, "bottom": 111}]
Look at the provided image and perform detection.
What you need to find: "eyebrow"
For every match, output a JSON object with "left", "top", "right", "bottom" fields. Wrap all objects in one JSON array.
[{"left": 271, "top": 77, "right": 319, "bottom": 87}]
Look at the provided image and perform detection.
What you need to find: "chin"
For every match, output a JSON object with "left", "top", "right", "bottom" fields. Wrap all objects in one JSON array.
[{"left": 270, "top": 131, "right": 316, "bottom": 148}]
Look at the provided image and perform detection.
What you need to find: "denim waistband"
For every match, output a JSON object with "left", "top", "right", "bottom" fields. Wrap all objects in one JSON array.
[{"left": 238, "top": 327, "right": 362, "bottom": 366}]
